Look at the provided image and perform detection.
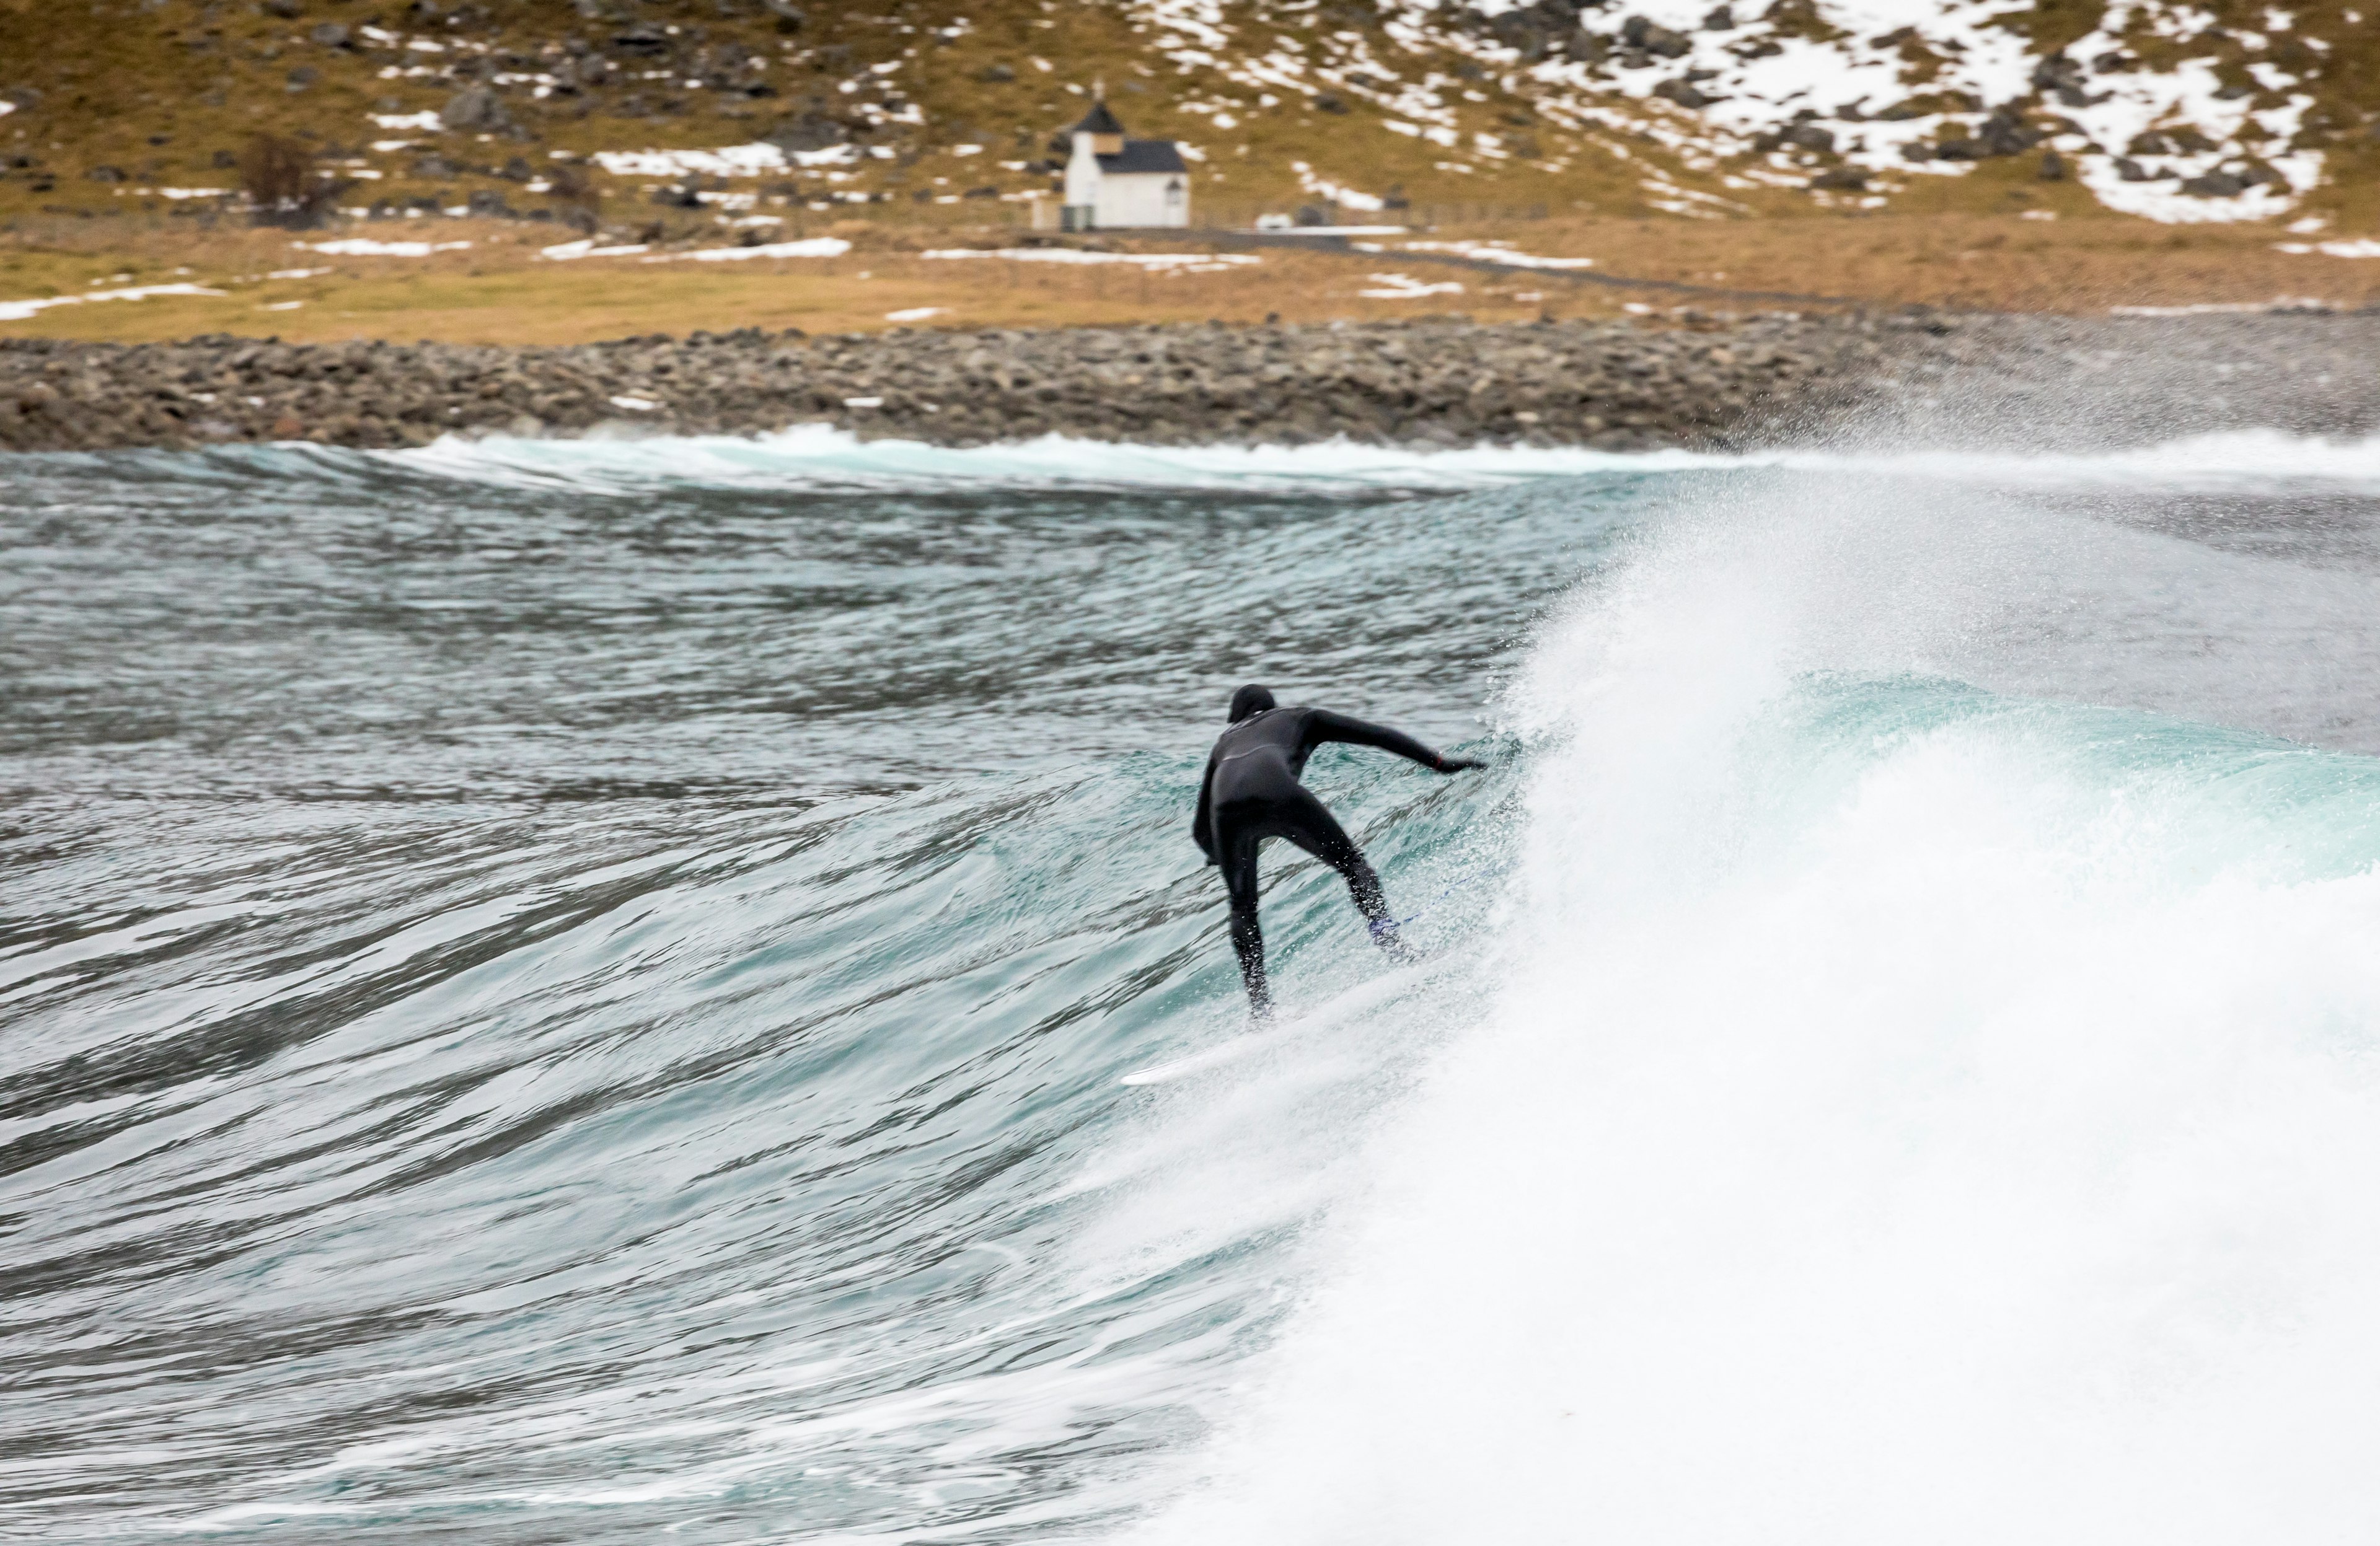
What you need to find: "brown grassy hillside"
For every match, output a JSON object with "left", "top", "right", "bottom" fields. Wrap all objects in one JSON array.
[{"left": 1, "top": 0, "right": 2375, "bottom": 339}]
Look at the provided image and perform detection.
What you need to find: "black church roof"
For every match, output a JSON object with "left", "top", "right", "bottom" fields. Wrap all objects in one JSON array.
[
  {"left": 1071, "top": 101, "right": 1126, "bottom": 136},
  {"left": 1097, "top": 138, "right": 1188, "bottom": 174}
]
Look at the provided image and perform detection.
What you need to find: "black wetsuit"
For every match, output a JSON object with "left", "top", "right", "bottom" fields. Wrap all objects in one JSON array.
[{"left": 1192, "top": 690, "right": 1473, "bottom": 1016}]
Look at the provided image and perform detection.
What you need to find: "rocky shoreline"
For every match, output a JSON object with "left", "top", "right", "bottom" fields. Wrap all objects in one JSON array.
[{"left": 4, "top": 311, "right": 2378, "bottom": 455}]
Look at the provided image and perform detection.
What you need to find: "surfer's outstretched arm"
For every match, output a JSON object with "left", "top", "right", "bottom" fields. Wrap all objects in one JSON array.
[{"left": 1304, "top": 709, "right": 1483, "bottom": 773}]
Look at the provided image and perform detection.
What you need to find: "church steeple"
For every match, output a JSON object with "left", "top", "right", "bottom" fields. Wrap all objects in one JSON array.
[{"left": 1072, "top": 99, "right": 1125, "bottom": 156}]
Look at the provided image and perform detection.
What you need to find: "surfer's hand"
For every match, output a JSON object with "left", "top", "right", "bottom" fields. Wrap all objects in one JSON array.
[{"left": 1436, "top": 755, "right": 1484, "bottom": 773}]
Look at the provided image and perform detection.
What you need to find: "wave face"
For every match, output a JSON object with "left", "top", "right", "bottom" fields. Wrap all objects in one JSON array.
[{"left": 7, "top": 432, "right": 2380, "bottom": 1542}]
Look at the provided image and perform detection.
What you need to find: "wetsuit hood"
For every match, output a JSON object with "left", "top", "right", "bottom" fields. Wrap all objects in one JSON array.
[{"left": 1228, "top": 683, "right": 1277, "bottom": 722}]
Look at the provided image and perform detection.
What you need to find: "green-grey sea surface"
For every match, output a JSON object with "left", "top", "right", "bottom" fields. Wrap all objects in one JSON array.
[{"left": 10, "top": 428, "right": 2380, "bottom": 1543}]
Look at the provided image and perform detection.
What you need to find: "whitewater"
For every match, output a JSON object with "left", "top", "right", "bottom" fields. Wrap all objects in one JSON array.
[{"left": 7, "top": 421, "right": 2380, "bottom": 1543}]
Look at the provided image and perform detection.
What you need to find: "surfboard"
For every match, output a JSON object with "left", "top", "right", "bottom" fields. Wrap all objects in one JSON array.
[
  {"left": 1119, "top": 1030, "right": 1267, "bottom": 1087},
  {"left": 1119, "top": 955, "right": 1439, "bottom": 1087}
]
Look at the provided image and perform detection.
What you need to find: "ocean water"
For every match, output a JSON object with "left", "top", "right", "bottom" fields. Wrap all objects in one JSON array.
[{"left": 9, "top": 425, "right": 2380, "bottom": 1542}]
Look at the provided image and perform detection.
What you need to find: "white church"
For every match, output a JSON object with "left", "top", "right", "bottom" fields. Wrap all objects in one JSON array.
[{"left": 1060, "top": 101, "right": 1191, "bottom": 231}]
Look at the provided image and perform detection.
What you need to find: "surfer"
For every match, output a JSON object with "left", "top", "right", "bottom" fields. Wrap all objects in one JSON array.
[{"left": 1192, "top": 683, "right": 1481, "bottom": 1017}]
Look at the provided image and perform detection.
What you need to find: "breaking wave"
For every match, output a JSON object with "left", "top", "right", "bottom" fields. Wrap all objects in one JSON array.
[
  {"left": 373, "top": 423, "right": 2380, "bottom": 494},
  {"left": 9, "top": 422, "right": 2380, "bottom": 1542}
]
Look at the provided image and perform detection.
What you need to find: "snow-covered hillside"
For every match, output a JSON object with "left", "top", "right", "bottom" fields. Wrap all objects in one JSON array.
[{"left": 1124, "top": 0, "right": 2367, "bottom": 224}]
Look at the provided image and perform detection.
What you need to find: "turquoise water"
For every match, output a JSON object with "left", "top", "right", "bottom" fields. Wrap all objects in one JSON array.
[{"left": 9, "top": 429, "right": 2380, "bottom": 1542}]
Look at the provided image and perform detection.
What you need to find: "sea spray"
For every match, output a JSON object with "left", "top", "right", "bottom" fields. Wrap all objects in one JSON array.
[{"left": 1134, "top": 467, "right": 2380, "bottom": 1544}]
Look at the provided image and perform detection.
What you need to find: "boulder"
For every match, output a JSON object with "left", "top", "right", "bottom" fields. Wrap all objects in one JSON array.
[
  {"left": 441, "top": 86, "right": 511, "bottom": 132},
  {"left": 1621, "top": 15, "right": 1693, "bottom": 56},
  {"left": 2029, "top": 53, "right": 2082, "bottom": 92},
  {"left": 1561, "top": 29, "right": 1611, "bottom": 61},
  {"left": 1653, "top": 77, "right": 1719, "bottom": 108},
  {"left": 610, "top": 25, "right": 671, "bottom": 57},
  {"left": 1977, "top": 109, "right": 2040, "bottom": 156},
  {"left": 555, "top": 55, "right": 611, "bottom": 90},
  {"left": 2030, "top": 53, "right": 2109, "bottom": 108},
  {"left": 765, "top": 112, "right": 847, "bottom": 152}
]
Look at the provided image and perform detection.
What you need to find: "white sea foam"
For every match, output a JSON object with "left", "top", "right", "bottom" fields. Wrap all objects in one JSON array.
[
  {"left": 387, "top": 423, "right": 1662, "bottom": 491},
  {"left": 1783, "top": 428, "right": 2380, "bottom": 490},
  {"left": 1133, "top": 465, "right": 2380, "bottom": 1545},
  {"left": 380, "top": 424, "right": 2380, "bottom": 496},
  {"left": 2110, "top": 297, "right": 2334, "bottom": 315}
]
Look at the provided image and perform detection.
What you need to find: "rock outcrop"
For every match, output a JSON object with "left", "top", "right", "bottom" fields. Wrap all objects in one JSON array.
[
  {"left": 0, "top": 316, "right": 1858, "bottom": 453},
  {"left": 5, "top": 311, "right": 2376, "bottom": 455}
]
